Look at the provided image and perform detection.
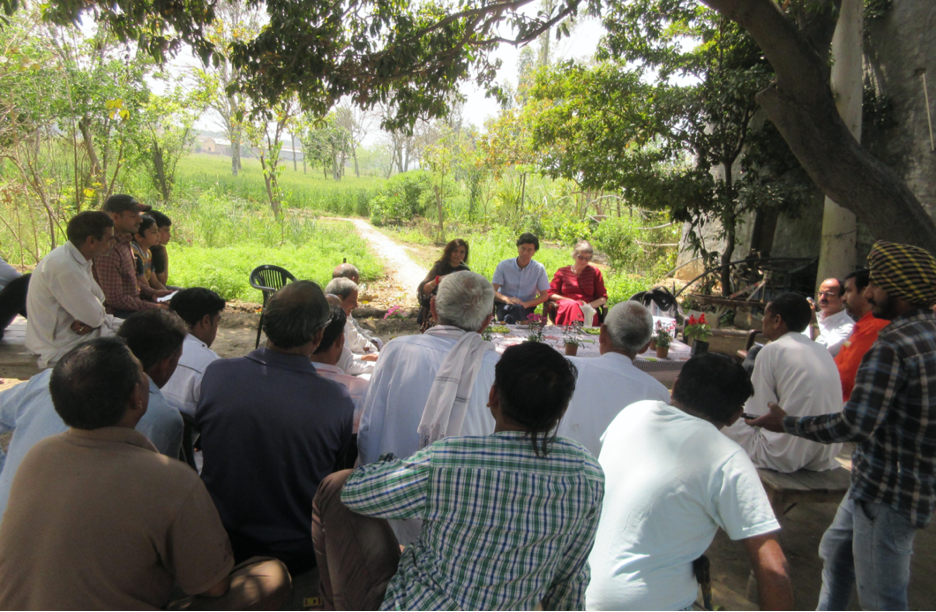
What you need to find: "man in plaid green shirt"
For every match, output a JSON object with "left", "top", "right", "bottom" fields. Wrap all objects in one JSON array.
[{"left": 312, "top": 342, "right": 604, "bottom": 611}]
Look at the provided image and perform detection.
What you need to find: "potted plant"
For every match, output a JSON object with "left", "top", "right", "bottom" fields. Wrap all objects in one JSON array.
[
  {"left": 561, "top": 322, "right": 591, "bottom": 356},
  {"left": 525, "top": 313, "right": 546, "bottom": 343},
  {"left": 654, "top": 323, "right": 672, "bottom": 359},
  {"left": 684, "top": 313, "right": 713, "bottom": 356}
]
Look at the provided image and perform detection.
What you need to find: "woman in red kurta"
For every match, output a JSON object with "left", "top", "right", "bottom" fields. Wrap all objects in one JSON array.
[{"left": 548, "top": 240, "right": 608, "bottom": 326}]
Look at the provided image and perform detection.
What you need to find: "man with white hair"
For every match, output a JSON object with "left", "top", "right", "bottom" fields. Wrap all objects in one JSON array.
[
  {"left": 324, "top": 277, "right": 379, "bottom": 357},
  {"left": 557, "top": 301, "right": 670, "bottom": 456},
  {"left": 357, "top": 271, "right": 498, "bottom": 542}
]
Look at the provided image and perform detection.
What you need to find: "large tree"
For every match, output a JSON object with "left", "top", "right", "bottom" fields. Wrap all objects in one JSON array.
[{"left": 11, "top": 0, "right": 936, "bottom": 251}]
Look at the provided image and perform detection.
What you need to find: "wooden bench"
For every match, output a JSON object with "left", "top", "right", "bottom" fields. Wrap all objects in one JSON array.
[{"left": 757, "top": 466, "right": 852, "bottom": 515}]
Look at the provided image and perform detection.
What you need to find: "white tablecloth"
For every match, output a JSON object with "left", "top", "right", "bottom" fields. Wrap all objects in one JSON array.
[{"left": 488, "top": 324, "right": 691, "bottom": 374}]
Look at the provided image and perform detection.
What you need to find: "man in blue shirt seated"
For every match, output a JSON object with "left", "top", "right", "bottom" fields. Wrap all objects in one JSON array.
[
  {"left": 0, "top": 309, "right": 187, "bottom": 522},
  {"left": 197, "top": 280, "right": 354, "bottom": 574},
  {"left": 492, "top": 232, "right": 551, "bottom": 323}
]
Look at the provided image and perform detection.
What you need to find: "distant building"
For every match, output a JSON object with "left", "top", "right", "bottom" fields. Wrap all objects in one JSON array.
[{"left": 204, "top": 138, "right": 234, "bottom": 156}]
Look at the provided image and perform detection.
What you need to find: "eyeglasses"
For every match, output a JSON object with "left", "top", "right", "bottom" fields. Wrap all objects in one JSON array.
[
  {"left": 817, "top": 291, "right": 839, "bottom": 298},
  {"left": 575, "top": 254, "right": 592, "bottom": 262}
]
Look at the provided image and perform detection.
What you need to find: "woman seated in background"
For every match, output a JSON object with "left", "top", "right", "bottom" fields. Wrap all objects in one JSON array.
[
  {"left": 131, "top": 215, "right": 168, "bottom": 292},
  {"left": 548, "top": 240, "right": 607, "bottom": 326},
  {"left": 416, "top": 238, "right": 469, "bottom": 331}
]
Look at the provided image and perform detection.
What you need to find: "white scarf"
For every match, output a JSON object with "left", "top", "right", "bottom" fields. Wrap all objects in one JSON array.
[
  {"left": 417, "top": 325, "right": 495, "bottom": 448},
  {"left": 581, "top": 303, "right": 597, "bottom": 328}
]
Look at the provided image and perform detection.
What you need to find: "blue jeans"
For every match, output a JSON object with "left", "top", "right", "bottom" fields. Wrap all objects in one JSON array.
[
  {"left": 816, "top": 489, "right": 917, "bottom": 610},
  {"left": 496, "top": 303, "right": 534, "bottom": 323}
]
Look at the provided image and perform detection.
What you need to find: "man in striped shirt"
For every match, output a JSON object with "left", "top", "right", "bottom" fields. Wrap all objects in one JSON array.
[
  {"left": 311, "top": 342, "right": 604, "bottom": 611},
  {"left": 751, "top": 240, "right": 936, "bottom": 610}
]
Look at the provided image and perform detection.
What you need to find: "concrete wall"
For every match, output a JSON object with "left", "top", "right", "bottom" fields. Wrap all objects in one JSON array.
[{"left": 676, "top": 1, "right": 936, "bottom": 281}]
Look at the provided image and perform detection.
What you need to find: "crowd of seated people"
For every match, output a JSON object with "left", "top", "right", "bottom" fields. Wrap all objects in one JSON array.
[{"left": 2, "top": 203, "right": 936, "bottom": 612}]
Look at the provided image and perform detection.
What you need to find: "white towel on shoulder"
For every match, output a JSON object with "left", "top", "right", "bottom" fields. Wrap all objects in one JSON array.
[{"left": 417, "top": 325, "right": 495, "bottom": 448}]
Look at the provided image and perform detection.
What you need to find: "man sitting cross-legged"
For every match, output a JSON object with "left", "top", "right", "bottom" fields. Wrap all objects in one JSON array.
[
  {"left": 197, "top": 281, "right": 354, "bottom": 574},
  {"left": 586, "top": 353, "right": 793, "bottom": 611},
  {"left": 558, "top": 300, "right": 670, "bottom": 456},
  {"left": 162, "top": 288, "right": 226, "bottom": 416},
  {"left": 723, "top": 292, "right": 843, "bottom": 472},
  {"left": 0, "top": 337, "right": 290, "bottom": 610},
  {"left": 0, "top": 309, "right": 190, "bottom": 522},
  {"left": 25, "top": 211, "right": 120, "bottom": 368},
  {"left": 309, "top": 305, "right": 369, "bottom": 434},
  {"left": 312, "top": 342, "right": 605, "bottom": 611}
]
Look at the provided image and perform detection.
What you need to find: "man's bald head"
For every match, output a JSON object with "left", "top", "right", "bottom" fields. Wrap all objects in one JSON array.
[
  {"left": 332, "top": 263, "right": 360, "bottom": 284},
  {"left": 262, "top": 281, "right": 330, "bottom": 350}
]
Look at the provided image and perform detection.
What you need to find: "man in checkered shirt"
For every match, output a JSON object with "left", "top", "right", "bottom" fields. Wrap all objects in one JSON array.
[
  {"left": 93, "top": 194, "right": 172, "bottom": 318},
  {"left": 751, "top": 240, "right": 936, "bottom": 610}
]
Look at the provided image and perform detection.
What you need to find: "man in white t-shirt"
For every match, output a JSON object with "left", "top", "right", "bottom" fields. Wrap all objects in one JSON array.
[
  {"left": 724, "top": 292, "right": 843, "bottom": 472},
  {"left": 586, "top": 353, "right": 792, "bottom": 611},
  {"left": 559, "top": 301, "right": 669, "bottom": 456},
  {"left": 309, "top": 306, "right": 368, "bottom": 433},
  {"left": 162, "top": 288, "right": 224, "bottom": 415}
]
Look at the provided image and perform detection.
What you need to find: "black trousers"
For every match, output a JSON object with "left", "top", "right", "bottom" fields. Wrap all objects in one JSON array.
[{"left": 0, "top": 274, "right": 29, "bottom": 338}]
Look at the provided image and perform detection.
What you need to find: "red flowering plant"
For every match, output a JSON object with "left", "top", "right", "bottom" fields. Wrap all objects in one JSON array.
[{"left": 684, "top": 313, "right": 713, "bottom": 342}]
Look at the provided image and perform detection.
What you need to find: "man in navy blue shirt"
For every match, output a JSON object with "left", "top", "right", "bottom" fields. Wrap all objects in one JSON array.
[{"left": 197, "top": 280, "right": 354, "bottom": 573}]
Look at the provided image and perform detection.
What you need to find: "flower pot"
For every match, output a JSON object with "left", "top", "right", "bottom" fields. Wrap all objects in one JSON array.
[
  {"left": 564, "top": 343, "right": 579, "bottom": 356},
  {"left": 691, "top": 339, "right": 709, "bottom": 356},
  {"left": 655, "top": 345, "right": 669, "bottom": 359},
  {"left": 649, "top": 338, "right": 657, "bottom": 351}
]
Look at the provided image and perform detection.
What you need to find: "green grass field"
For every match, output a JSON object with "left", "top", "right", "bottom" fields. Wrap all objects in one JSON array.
[{"left": 174, "top": 153, "right": 384, "bottom": 217}]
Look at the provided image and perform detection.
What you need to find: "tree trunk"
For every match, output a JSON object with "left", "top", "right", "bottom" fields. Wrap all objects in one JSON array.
[
  {"left": 720, "top": 163, "right": 737, "bottom": 297},
  {"left": 231, "top": 129, "right": 242, "bottom": 176},
  {"left": 701, "top": 0, "right": 936, "bottom": 253},
  {"left": 816, "top": 0, "right": 861, "bottom": 288},
  {"left": 152, "top": 139, "right": 170, "bottom": 202},
  {"left": 353, "top": 147, "right": 360, "bottom": 177},
  {"left": 519, "top": 172, "right": 526, "bottom": 213},
  {"left": 77, "top": 117, "right": 104, "bottom": 188}
]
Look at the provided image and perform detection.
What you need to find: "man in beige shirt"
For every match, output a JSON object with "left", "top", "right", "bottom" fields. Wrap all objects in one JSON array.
[{"left": 0, "top": 337, "right": 291, "bottom": 610}]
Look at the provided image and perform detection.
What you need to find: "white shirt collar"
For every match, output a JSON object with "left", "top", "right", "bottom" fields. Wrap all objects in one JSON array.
[
  {"left": 312, "top": 362, "right": 345, "bottom": 375},
  {"left": 599, "top": 351, "right": 636, "bottom": 366}
]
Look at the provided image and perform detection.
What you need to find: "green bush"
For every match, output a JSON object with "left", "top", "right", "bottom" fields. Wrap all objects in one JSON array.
[{"left": 369, "top": 170, "right": 434, "bottom": 226}]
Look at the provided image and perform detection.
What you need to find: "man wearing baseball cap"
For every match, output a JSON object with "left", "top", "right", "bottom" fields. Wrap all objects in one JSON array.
[
  {"left": 93, "top": 194, "right": 172, "bottom": 318},
  {"left": 749, "top": 240, "right": 936, "bottom": 610}
]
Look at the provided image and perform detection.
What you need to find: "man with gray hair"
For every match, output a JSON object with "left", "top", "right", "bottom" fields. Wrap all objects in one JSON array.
[
  {"left": 357, "top": 271, "right": 498, "bottom": 542},
  {"left": 324, "top": 277, "right": 380, "bottom": 359},
  {"left": 196, "top": 281, "right": 354, "bottom": 573},
  {"left": 557, "top": 301, "right": 670, "bottom": 456}
]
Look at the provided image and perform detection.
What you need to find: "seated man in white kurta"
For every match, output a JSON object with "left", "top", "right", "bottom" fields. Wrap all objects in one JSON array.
[
  {"left": 356, "top": 271, "right": 498, "bottom": 543},
  {"left": 25, "top": 212, "right": 120, "bottom": 369},
  {"left": 808, "top": 277, "right": 855, "bottom": 357},
  {"left": 724, "top": 292, "right": 843, "bottom": 472},
  {"left": 558, "top": 301, "right": 669, "bottom": 456}
]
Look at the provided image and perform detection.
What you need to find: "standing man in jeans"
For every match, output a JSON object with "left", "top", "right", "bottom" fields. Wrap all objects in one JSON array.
[
  {"left": 93, "top": 194, "right": 172, "bottom": 318},
  {"left": 750, "top": 240, "right": 936, "bottom": 610},
  {"left": 492, "top": 233, "right": 550, "bottom": 323}
]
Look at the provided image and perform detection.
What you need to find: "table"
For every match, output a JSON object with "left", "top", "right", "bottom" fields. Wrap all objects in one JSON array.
[{"left": 488, "top": 324, "right": 691, "bottom": 385}]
